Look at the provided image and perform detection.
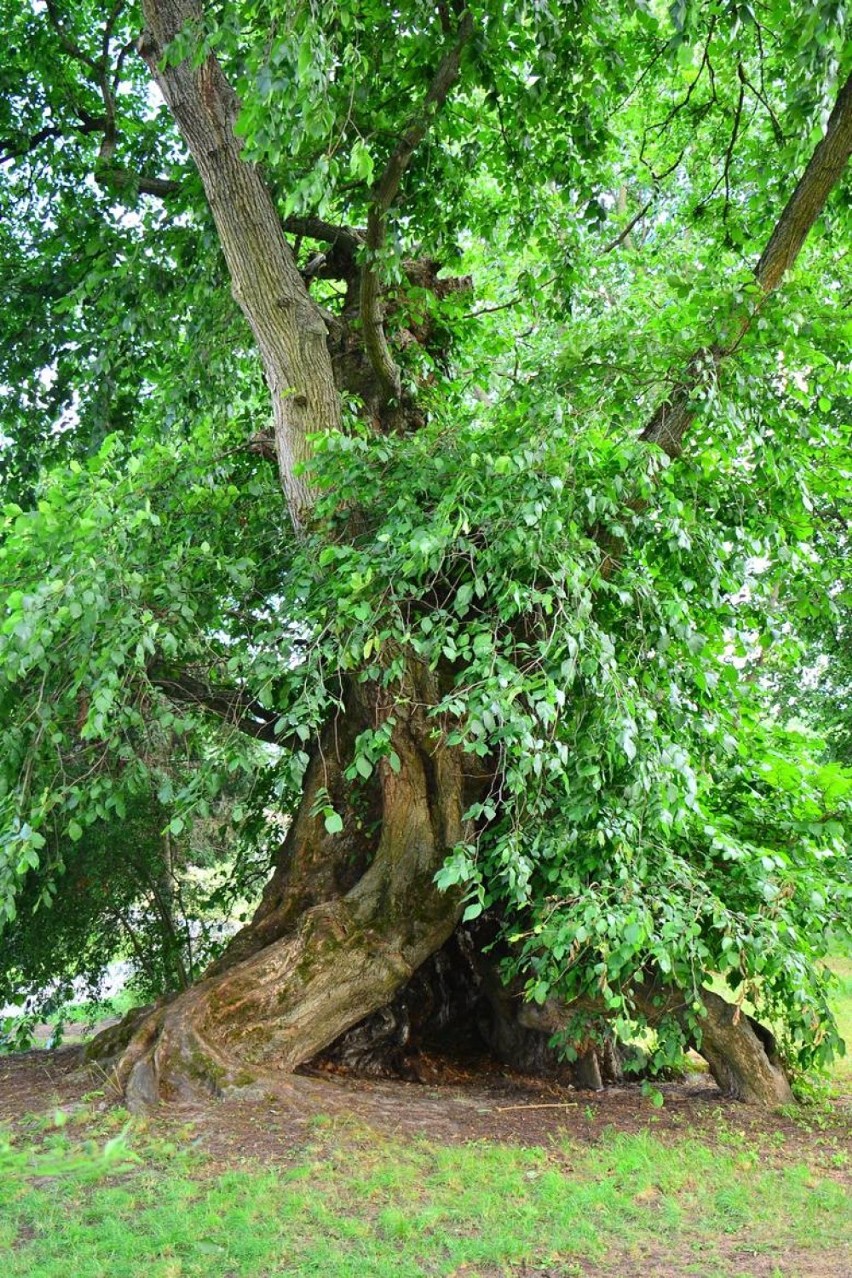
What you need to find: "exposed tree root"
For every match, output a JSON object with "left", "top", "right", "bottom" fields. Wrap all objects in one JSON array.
[
  {"left": 518, "top": 981, "right": 794, "bottom": 1107},
  {"left": 95, "top": 667, "right": 482, "bottom": 1111}
]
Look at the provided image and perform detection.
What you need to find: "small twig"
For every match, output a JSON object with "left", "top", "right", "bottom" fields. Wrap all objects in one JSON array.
[
  {"left": 465, "top": 275, "right": 558, "bottom": 320},
  {"left": 613, "top": 42, "right": 668, "bottom": 113},
  {"left": 643, "top": 18, "right": 716, "bottom": 139},
  {"left": 494, "top": 1101, "right": 579, "bottom": 1112},
  {"left": 722, "top": 76, "right": 747, "bottom": 220},
  {"left": 738, "top": 68, "right": 784, "bottom": 144},
  {"left": 45, "top": 0, "right": 100, "bottom": 72},
  {"left": 466, "top": 295, "right": 524, "bottom": 319}
]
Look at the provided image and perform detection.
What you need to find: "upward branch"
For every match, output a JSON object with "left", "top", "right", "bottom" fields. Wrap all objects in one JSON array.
[
  {"left": 360, "top": 11, "right": 474, "bottom": 406},
  {"left": 139, "top": 0, "right": 342, "bottom": 530},
  {"left": 639, "top": 70, "right": 852, "bottom": 459}
]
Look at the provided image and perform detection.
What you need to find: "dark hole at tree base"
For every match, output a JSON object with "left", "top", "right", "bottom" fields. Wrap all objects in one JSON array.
[{"left": 302, "top": 931, "right": 673, "bottom": 1093}]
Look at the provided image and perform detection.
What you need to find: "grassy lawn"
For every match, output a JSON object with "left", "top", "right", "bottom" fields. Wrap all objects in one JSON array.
[
  {"left": 1, "top": 1113, "right": 849, "bottom": 1278},
  {"left": 0, "top": 965, "right": 849, "bottom": 1277}
]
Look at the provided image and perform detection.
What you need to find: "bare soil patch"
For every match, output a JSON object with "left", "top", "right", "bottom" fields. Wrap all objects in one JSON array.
[{"left": 1, "top": 1039, "right": 849, "bottom": 1177}]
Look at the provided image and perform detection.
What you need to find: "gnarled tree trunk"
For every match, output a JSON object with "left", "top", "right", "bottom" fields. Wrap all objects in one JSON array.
[{"left": 112, "top": 663, "right": 486, "bottom": 1109}]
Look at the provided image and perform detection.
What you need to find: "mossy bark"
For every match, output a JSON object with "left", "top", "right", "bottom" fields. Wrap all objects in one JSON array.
[{"left": 110, "top": 665, "right": 484, "bottom": 1109}]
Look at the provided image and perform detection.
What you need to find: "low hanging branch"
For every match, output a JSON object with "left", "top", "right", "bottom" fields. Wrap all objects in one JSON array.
[
  {"left": 359, "top": 10, "right": 475, "bottom": 406},
  {"left": 517, "top": 980, "right": 794, "bottom": 1105},
  {"left": 639, "top": 69, "right": 852, "bottom": 459},
  {"left": 147, "top": 666, "right": 283, "bottom": 746}
]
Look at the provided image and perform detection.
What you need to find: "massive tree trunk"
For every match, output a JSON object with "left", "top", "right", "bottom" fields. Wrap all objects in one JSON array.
[
  {"left": 107, "top": 4, "right": 852, "bottom": 1110},
  {"left": 113, "top": 663, "right": 485, "bottom": 1109}
]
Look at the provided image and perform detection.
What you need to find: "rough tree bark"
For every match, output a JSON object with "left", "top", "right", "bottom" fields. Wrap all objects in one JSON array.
[
  {"left": 113, "top": 664, "right": 485, "bottom": 1108},
  {"left": 138, "top": 0, "right": 341, "bottom": 527},
  {"left": 98, "top": 3, "right": 852, "bottom": 1108}
]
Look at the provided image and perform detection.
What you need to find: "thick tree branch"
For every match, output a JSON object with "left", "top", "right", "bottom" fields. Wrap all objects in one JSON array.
[
  {"left": 518, "top": 979, "right": 794, "bottom": 1105},
  {"left": 360, "top": 11, "right": 474, "bottom": 404},
  {"left": 149, "top": 667, "right": 283, "bottom": 745},
  {"left": 603, "top": 197, "right": 653, "bottom": 253},
  {"left": 282, "top": 217, "right": 366, "bottom": 286},
  {"left": 1, "top": 111, "right": 108, "bottom": 165},
  {"left": 640, "top": 70, "right": 852, "bottom": 459},
  {"left": 282, "top": 217, "right": 365, "bottom": 254},
  {"left": 96, "top": 167, "right": 183, "bottom": 198},
  {"left": 756, "top": 73, "right": 852, "bottom": 290},
  {"left": 140, "top": 0, "right": 342, "bottom": 529}
]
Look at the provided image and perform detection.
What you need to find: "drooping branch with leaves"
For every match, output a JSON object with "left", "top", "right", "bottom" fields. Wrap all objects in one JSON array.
[{"left": 1, "top": 0, "right": 850, "bottom": 1108}]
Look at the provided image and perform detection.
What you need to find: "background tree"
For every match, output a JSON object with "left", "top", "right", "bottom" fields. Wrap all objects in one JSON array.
[{"left": 1, "top": 0, "right": 850, "bottom": 1108}]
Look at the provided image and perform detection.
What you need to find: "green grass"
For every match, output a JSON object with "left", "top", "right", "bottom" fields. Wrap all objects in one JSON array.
[
  {"left": 58, "top": 990, "right": 139, "bottom": 1025},
  {"left": 1, "top": 962, "right": 849, "bottom": 1275},
  {"left": 1, "top": 1114, "right": 849, "bottom": 1278}
]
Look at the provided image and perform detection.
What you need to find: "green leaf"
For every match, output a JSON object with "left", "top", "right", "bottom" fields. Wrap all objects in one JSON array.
[{"left": 349, "top": 138, "right": 375, "bottom": 184}]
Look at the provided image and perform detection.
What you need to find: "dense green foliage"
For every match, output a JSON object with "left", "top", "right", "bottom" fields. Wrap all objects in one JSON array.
[{"left": 1, "top": 0, "right": 850, "bottom": 1072}]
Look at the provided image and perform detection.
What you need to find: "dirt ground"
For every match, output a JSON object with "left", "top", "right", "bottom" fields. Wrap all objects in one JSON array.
[{"left": 1, "top": 1036, "right": 850, "bottom": 1172}]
